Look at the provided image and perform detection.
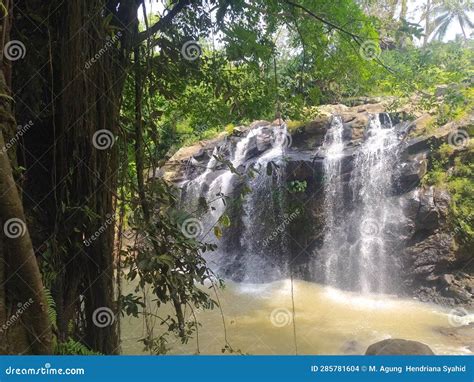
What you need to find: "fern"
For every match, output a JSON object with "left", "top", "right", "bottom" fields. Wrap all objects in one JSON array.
[
  {"left": 55, "top": 338, "right": 101, "bottom": 355},
  {"left": 43, "top": 288, "right": 58, "bottom": 331},
  {"left": 43, "top": 289, "right": 100, "bottom": 355}
]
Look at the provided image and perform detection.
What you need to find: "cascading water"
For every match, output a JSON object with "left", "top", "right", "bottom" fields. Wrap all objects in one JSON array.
[
  {"left": 320, "top": 113, "right": 404, "bottom": 293},
  {"left": 181, "top": 123, "right": 290, "bottom": 275},
  {"left": 238, "top": 123, "right": 290, "bottom": 281},
  {"left": 350, "top": 113, "right": 402, "bottom": 293},
  {"left": 182, "top": 114, "right": 406, "bottom": 291},
  {"left": 319, "top": 116, "right": 347, "bottom": 287},
  {"left": 204, "top": 125, "right": 276, "bottom": 224},
  {"left": 182, "top": 147, "right": 219, "bottom": 206}
]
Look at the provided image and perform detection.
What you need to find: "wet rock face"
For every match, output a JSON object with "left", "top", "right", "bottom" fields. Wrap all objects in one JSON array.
[
  {"left": 401, "top": 186, "right": 473, "bottom": 307},
  {"left": 365, "top": 339, "right": 435, "bottom": 355}
]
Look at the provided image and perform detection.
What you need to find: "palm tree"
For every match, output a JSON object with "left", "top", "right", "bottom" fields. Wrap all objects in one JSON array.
[{"left": 430, "top": 0, "right": 474, "bottom": 41}]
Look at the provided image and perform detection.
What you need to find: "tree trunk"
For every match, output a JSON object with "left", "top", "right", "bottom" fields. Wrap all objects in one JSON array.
[
  {"left": 423, "top": 0, "right": 432, "bottom": 46},
  {"left": 389, "top": 0, "right": 399, "bottom": 20},
  {"left": 459, "top": 17, "right": 468, "bottom": 41},
  {"left": 0, "top": 70, "right": 52, "bottom": 354},
  {"left": 400, "top": 0, "right": 408, "bottom": 20}
]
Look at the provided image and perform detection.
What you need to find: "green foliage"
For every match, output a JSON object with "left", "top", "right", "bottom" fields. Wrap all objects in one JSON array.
[
  {"left": 43, "top": 288, "right": 58, "bottom": 331},
  {"left": 115, "top": 0, "right": 473, "bottom": 356},
  {"left": 55, "top": 339, "right": 101, "bottom": 355},
  {"left": 286, "top": 120, "right": 305, "bottom": 132},
  {"left": 120, "top": 177, "right": 220, "bottom": 349},
  {"left": 288, "top": 180, "right": 307, "bottom": 193},
  {"left": 373, "top": 40, "right": 474, "bottom": 98},
  {"left": 424, "top": 142, "right": 474, "bottom": 245}
]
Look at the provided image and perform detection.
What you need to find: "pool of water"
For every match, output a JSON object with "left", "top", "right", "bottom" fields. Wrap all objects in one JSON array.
[{"left": 121, "top": 279, "right": 473, "bottom": 355}]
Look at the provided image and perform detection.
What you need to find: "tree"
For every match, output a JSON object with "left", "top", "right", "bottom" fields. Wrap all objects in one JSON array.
[
  {"left": 2, "top": 0, "right": 378, "bottom": 354},
  {"left": 400, "top": 0, "right": 409, "bottom": 19},
  {"left": 423, "top": 0, "right": 434, "bottom": 45},
  {"left": 0, "top": 3, "right": 52, "bottom": 354},
  {"left": 430, "top": 0, "right": 474, "bottom": 41}
]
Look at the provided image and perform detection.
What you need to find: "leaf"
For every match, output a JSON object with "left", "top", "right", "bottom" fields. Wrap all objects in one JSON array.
[
  {"left": 214, "top": 226, "right": 222, "bottom": 239},
  {"left": 219, "top": 214, "right": 231, "bottom": 228}
]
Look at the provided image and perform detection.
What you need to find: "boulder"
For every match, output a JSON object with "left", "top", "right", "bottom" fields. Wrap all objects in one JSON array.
[{"left": 365, "top": 339, "right": 435, "bottom": 355}]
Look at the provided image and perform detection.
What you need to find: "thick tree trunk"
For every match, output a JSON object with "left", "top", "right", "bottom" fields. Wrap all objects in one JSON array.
[
  {"left": 0, "top": 234, "right": 6, "bottom": 354},
  {"left": 0, "top": 71, "right": 52, "bottom": 354}
]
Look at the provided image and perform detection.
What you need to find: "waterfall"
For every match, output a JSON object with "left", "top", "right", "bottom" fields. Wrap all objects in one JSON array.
[
  {"left": 320, "top": 116, "right": 346, "bottom": 287},
  {"left": 182, "top": 147, "right": 219, "bottom": 203},
  {"left": 180, "top": 114, "right": 405, "bottom": 292},
  {"left": 321, "top": 113, "right": 403, "bottom": 293},
  {"left": 181, "top": 123, "right": 289, "bottom": 263},
  {"left": 350, "top": 113, "right": 401, "bottom": 293},
  {"left": 238, "top": 123, "right": 290, "bottom": 281},
  {"left": 205, "top": 125, "right": 273, "bottom": 222}
]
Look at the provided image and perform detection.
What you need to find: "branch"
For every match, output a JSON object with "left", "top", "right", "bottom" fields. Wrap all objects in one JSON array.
[
  {"left": 135, "top": 0, "right": 191, "bottom": 45},
  {"left": 286, "top": 0, "right": 402, "bottom": 79},
  {"left": 284, "top": 0, "right": 364, "bottom": 42}
]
